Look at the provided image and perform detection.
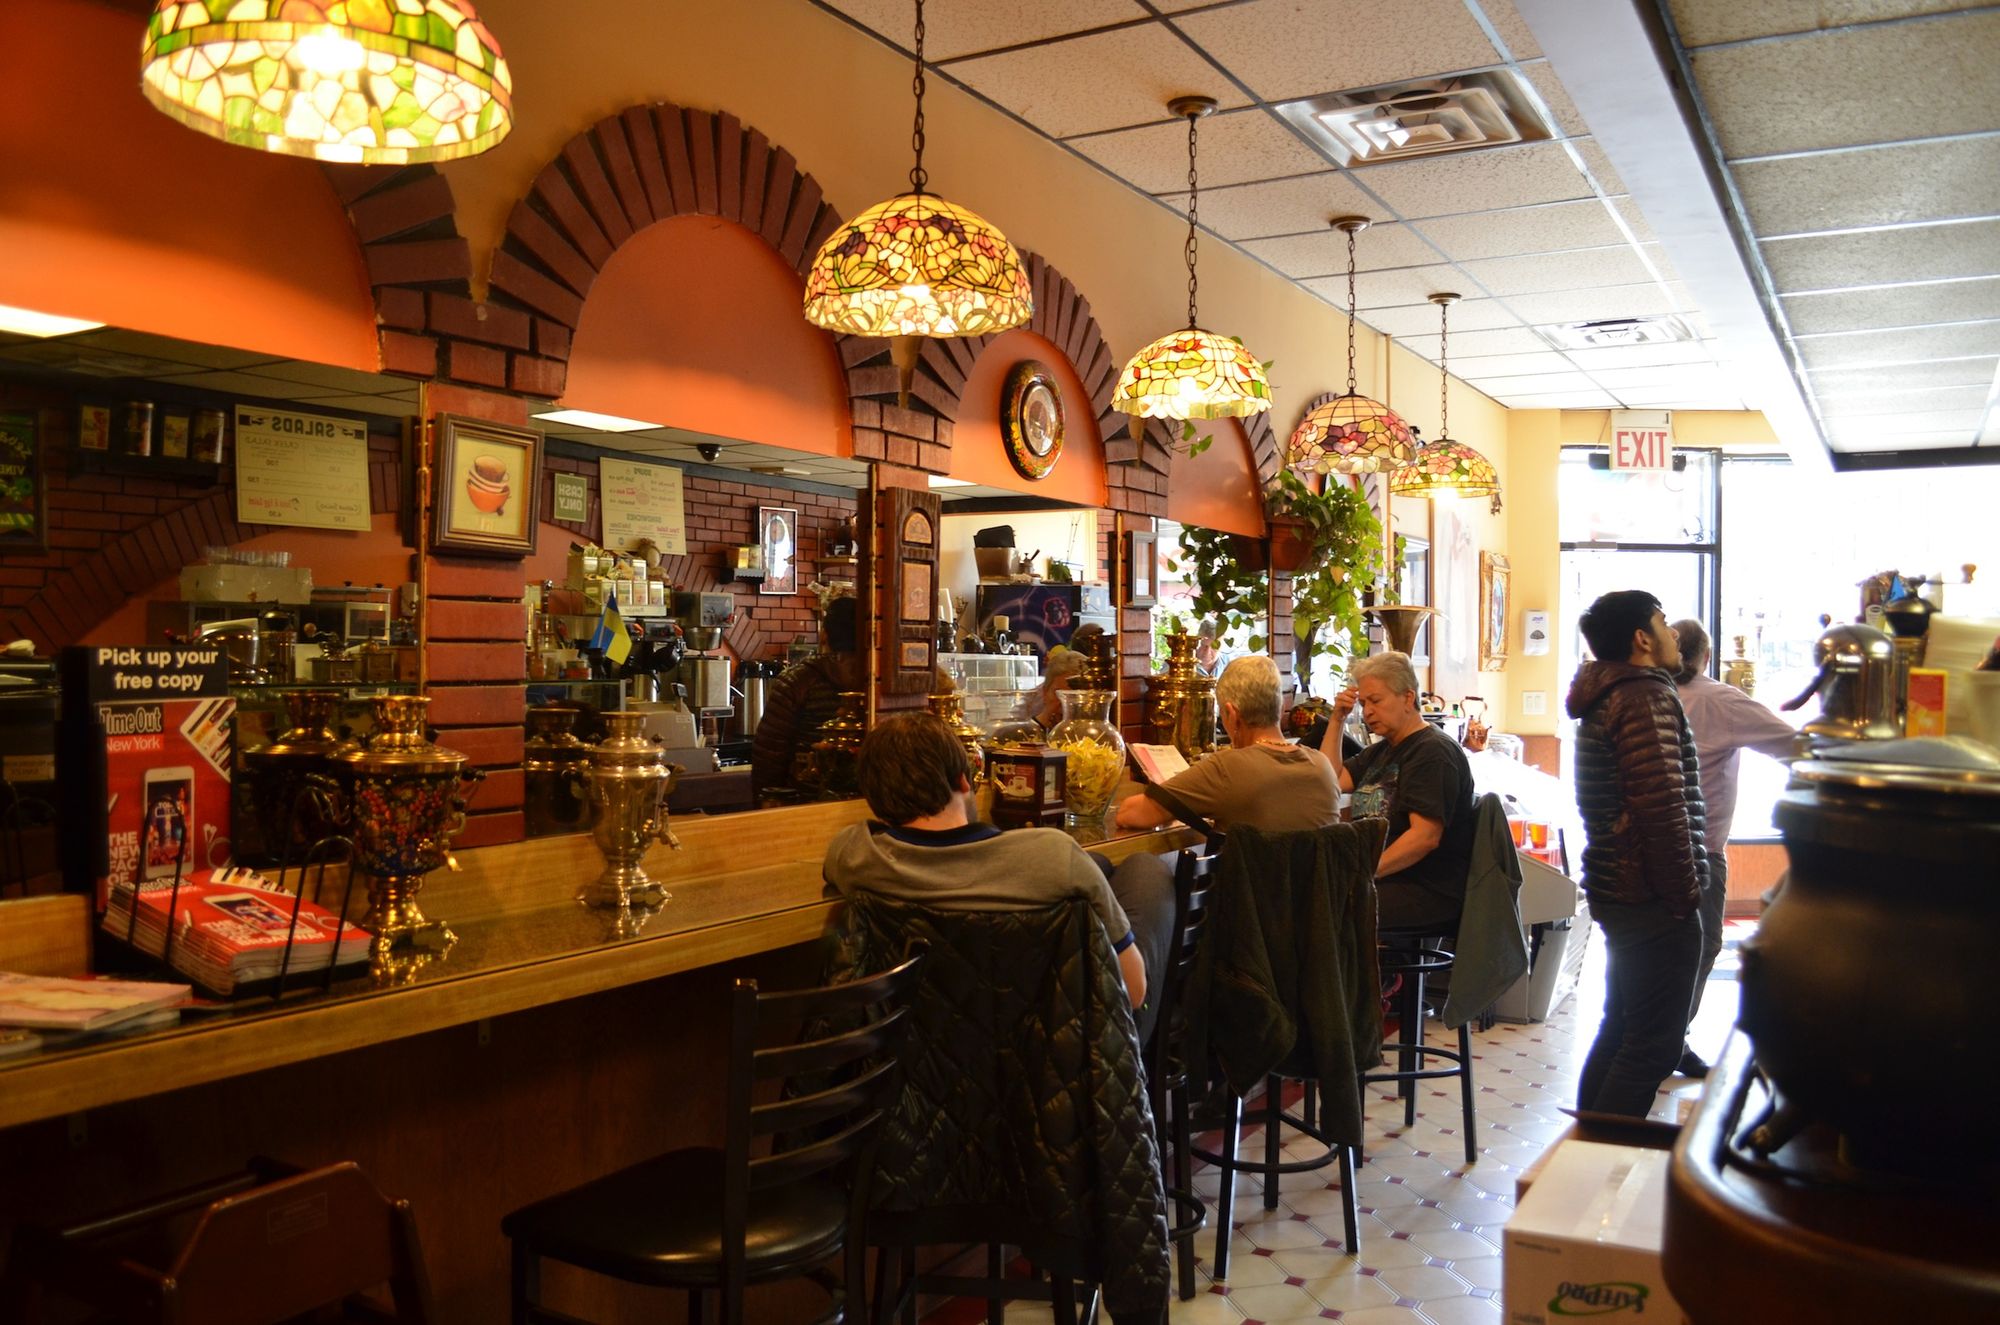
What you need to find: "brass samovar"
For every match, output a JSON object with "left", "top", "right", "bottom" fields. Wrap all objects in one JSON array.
[
  {"left": 578, "top": 710, "right": 682, "bottom": 909},
  {"left": 1147, "top": 632, "right": 1217, "bottom": 761}
]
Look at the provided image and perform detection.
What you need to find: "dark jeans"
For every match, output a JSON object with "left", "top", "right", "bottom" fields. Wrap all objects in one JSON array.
[
  {"left": 1688, "top": 852, "right": 1729, "bottom": 1032},
  {"left": 1579, "top": 896, "right": 1703, "bottom": 1117},
  {"left": 1091, "top": 851, "right": 1176, "bottom": 1046}
]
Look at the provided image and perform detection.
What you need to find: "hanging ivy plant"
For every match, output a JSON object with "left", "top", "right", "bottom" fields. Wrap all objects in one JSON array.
[{"left": 1163, "top": 469, "right": 1386, "bottom": 694}]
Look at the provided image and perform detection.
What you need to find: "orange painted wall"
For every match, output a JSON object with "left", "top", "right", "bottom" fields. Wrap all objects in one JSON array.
[
  {"left": 80, "top": 515, "right": 416, "bottom": 647},
  {"left": 1168, "top": 420, "right": 1267, "bottom": 537},
  {"left": 949, "top": 329, "right": 1107, "bottom": 507},
  {"left": 0, "top": 0, "right": 379, "bottom": 370},
  {"left": 560, "top": 216, "right": 851, "bottom": 457}
]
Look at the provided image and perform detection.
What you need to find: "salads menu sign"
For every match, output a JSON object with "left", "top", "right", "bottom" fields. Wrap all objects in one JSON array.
[{"left": 233, "top": 405, "right": 371, "bottom": 532}]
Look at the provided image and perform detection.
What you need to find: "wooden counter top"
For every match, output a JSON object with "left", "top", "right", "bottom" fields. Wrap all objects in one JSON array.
[{"left": 0, "top": 801, "right": 1196, "bottom": 1131}]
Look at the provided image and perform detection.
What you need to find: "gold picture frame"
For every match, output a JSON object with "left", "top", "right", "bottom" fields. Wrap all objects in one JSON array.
[
  {"left": 431, "top": 414, "right": 543, "bottom": 558},
  {"left": 1479, "top": 551, "right": 1510, "bottom": 672}
]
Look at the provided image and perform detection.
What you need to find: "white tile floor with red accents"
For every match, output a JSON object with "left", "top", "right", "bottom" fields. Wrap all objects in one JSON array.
[{"left": 1003, "top": 919, "right": 1749, "bottom": 1323}]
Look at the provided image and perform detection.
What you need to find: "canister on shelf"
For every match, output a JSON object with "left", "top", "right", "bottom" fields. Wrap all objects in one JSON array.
[
  {"left": 120, "top": 401, "right": 155, "bottom": 457},
  {"left": 191, "top": 407, "right": 226, "bottom": 463}
]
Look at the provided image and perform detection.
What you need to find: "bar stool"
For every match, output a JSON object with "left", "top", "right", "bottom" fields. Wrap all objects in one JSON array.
[
  {"left": 0, "top": 1157, "right": 434, "bottom": 1324},
  {"left": 1144, "top": 843, "right": 1218, "bottom": 1300},
  {"left": 1365, "top": 928, "right": 1478, "bottom": 1163},
  {"left": 502, "top": 951, "right": 926, "bottom": 1325}
]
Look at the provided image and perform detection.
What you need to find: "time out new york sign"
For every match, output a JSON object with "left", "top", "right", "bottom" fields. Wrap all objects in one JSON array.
[{"left": 1609, "top": 410, "right": 1674, "bottom": 471}]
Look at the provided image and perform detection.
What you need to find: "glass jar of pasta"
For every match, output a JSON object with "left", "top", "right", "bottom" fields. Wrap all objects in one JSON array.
[{"left": 1048, "top": 690, "right": 1126, "bottom": 828}]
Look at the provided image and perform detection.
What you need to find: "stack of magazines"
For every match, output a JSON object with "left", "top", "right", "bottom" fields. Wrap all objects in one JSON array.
[
  {"left": 0, "top": 973, "right": 189, "bottom": 1034},
  {"left": 102, "top": 868, "right": 372, "bottom": 995}
]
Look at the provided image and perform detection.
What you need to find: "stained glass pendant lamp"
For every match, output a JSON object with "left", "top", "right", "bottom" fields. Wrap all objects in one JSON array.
[
  {"left": 1111, "top": 97, "right": 1272, "bottom": 421},
  {"left": 1392, "top": 293, "right": 1502, "bottom": 500},
  {"left": 804, "top": 0, "right": 1032, "bottom": 388},
  {"left": 1284, "top": 217, "right": 1416, "bottom": 475},
  {"left": 139, "top": 1, "right": 513, "bottom": 165}
]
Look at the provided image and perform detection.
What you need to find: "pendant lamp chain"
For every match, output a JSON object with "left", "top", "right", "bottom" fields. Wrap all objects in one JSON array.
[
  {"left": 1438, "top": 296, "right": 1450, "bottom": 439},
  {"left": 1185, "top": 110, "right": 1201, "bottom": 329},
  {"left": 908, "top": 0, "right": 928, "bottom": 194},
  {"left": 1345, "top": 225, "right": 1359, "bottom": 395}
]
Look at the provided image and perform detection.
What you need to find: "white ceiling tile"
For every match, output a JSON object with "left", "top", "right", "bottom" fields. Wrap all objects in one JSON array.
[
  {"left": 1354, "top": 141, "right": 1594, "bottom": 220},
  {"left": 1455, "top": 245, "right": 1657, "bottom": 296},
  {"left": 154, "top": 370, "right": 329, "bottom": 399},
  {"left": 1446, "top": 350, "right": 1577, "bottom": 377},
  {"left": 1412, "top": 199, "right": 1628, "bottom": 261},
  {"left": 947, "top": 24, "right": 1248, "bottom": 137},
  {"left": 1690, "top": 13, "right": 2000, "bottom": 159},
  {"left": 1239, "top": 223, "right": 1439, "bottom": 277},
  {"left": 1667, "top": 0, "right": 1970, "bottom": 48},
  {"left": 1983, "top": 415, "right": 2000, "bottom": 445},
  {"left": 1587, "top": 363, "right": 1724, "bottom": 388},
  {"left": 1068, "top": 109, "right": 1329, "bottom": 192},
  {"left": 1157, "top": 172, "right": 1376, "bottom": 240},
  {"left": 1796, "top": 320, "right": 2000, "bottom": 370},
  {"left": 1809, "top": 383, "right": 1993, "bottom": 415},
  {"left": 1830, "top": 432, "right": 1983, "bottom": 452},
  {"left": 1168, "top": 0, "right": 1500, "bottom": 102},
  {"left": 295, "top": 393, "right": 413, "bottom": 416},
  {"left": 1345, "top": 264, "right": 1477, "bottom": 310},
  {"left": 1495, "top": 389, "right": 1622, "bottom": 408},
  {"left": 825, "top": 0, "right": 1148, "bottom": 60},
  {"left": 247, "top": 361, "right": 397, "bottom": 393},
  {"left": 1519, "top": 61, "right": 1589, "bottom": 137},
  {"left": 1807, "top": 357, "right": 2000, "bottom": 390},
  {"left": 1474, "top": 0, "right": 1544, "bottom": 58},
  {"left": 1782, "top": 276, "right": 2000, "bottom": 335},
  {"left": 1571, "top": 137, "right": 1626, "bottom": 195},
  {"left": 1504, "top": 283, "right": 1680, "bottom": 323},
  {"left": 1737, "top": 137, "right": 2000, "bottom": 237},
  {"left": 1825, "top": 410, "right": 1983, "bottom": 443},
  {"left": 1763, "top": 219, "right": 2000, "bottom": 291},
  {"left": 1465, "top": 369, "right": 1605, "bottom": 393},
  {"left": 1564, "top": 341, "right": 1718, "bottom": 369},
  {"left": 1610, "top": 196, "right": 1656, "bottom": 243},
  {"left": 1396, "top": 326, "right": 1556, "bottom": 358},
  {"left": 1359, "top": 299, "right": 1522, "bottom": 337},
  {"left": 1614, "top": 387, "right": 1748, "bottom": 408}
]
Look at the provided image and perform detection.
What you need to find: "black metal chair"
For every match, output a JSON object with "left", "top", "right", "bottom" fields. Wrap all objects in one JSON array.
[
  {"left": 1144, "top": 843, "right": 1219, "bottom": 1301},
  {"left": 501, "top": 950, "right": 927, "bottom": 1325},
  {"left": 1365, "top": 927, "right": 1479, "bottom": 1164}
]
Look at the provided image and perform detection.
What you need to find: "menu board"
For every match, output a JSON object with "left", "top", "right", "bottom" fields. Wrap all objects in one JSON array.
[
  {"left": 598, "top": 457, "right": 687, "bottom": 556},
  {"left": 233, "top": 406, "right": 371, "bottom": 532}
]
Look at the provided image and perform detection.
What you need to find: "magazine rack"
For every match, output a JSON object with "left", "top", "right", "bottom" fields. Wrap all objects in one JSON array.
[{"left": 114, "top": 779, "right": 365, "bottom": 1001}]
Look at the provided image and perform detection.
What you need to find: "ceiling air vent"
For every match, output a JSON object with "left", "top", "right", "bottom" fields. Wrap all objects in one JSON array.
[
  {"left": 1534, "top": 315, "right": 1699, "bottom": 352},
  {"left": 1274, "top": 70, "right": 1551, "bottom": 167}
]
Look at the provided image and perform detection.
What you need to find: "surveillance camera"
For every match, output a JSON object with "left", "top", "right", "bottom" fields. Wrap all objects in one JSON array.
[{"left": 696, "top": 443, "right": 721, "bottom": 463}]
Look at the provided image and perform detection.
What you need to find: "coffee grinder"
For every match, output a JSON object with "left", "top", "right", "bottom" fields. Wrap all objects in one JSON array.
[{"left": 672, "top": 591, "right": 736, "bottom": 746}]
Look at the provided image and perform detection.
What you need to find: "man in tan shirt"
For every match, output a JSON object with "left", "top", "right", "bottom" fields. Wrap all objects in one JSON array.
[{"left": 1115, "top": 655, "right": 1340, "bottom": 834}]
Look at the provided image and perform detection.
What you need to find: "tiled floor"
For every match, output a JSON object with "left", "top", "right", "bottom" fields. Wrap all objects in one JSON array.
[{"left": 1002, "top": 918, "right": 1751, "bottom": 1323}]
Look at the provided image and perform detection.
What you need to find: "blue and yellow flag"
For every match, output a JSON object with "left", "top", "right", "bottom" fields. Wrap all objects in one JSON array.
[{"left": 591, "top": 590, "right": 632, "bottom": 666}]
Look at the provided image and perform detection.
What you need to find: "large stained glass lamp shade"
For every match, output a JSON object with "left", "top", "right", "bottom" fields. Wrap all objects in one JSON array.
[
  {"left": 1112, "top": 96, "right": 1271, "bottom": 421},
  {"left": 804, "top": 0, "right": 1030, "bottom": 344},
  {"left": 1393, "top": 293, "right": 1502, "bottom": 500},
  {"left": 1285, "top": 217, "right": 1415, "bottom": 475},
  {"left": 140, "top": 0, "right": 513, "bottom": 166}
]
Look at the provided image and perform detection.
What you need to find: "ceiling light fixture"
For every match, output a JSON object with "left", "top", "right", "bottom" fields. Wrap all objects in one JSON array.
[
  {"left": 1393, "top": 293, "right": 1502, "bottom": 509},
  {"left": 0, "top": 304, "right": 105, "bottom": 338},
  {"left": 140, "top": 0, "right": 513, "bottom": 165},
  {"left": 1285, "top": 217, "right": 1414, "bottom": 475},
  {"left": 531, "top": 409, "right": 661, "bottom": 433},
  {"left": 1111, "top": 96, "right": 1272, "bottom": 422},
  {"left": 803, "top": 0, "right": 1031, "bottom": 403}
]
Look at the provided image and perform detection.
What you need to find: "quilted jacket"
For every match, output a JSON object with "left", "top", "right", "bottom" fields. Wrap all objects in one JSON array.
[
  {"left": 820, "top": 892, "right": 1170, "bottom": 1324},
  {"left": 1565, "top": 661, "right": 1708, "bottom": 918},
  {"left": 1185, "top": 820, "right": 1387, "bottom": 1148}
]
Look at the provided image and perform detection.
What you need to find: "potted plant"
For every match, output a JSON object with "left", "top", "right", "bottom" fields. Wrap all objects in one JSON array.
[{"left": 1165, "top": 469, "right": 1385, "bottom": 695}]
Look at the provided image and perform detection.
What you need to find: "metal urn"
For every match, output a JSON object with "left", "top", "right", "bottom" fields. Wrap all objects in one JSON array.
[
  {"left": 333, "top": 695, "right": 481, "bottom": 952},
  {"left": 1366, "top": 604, "right": 1437, "bottom": 656},
  {"left": 579, "top": 710, "right": 683, "bottom": 909},
  {"left": 1147, "top": 632, "right": 1217, "bottom": 762},
  {"left": 927, "top": 691, "right": 987, "bottom": 770},
  {"left": 241, "top": 688, "right": 351, "bottom": 866},
  {"left": 523, "top": 704, "right": 593, "bottom": 836}
]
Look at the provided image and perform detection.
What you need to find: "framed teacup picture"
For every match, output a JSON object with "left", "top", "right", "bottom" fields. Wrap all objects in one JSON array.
[{"left": 432, "top": 415, "right": 542, "bottom": 558}]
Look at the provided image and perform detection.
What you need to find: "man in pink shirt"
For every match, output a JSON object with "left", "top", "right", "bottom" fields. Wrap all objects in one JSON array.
[{"left": 1671, "top": 619, "right": 1799, "bottom": 1076}]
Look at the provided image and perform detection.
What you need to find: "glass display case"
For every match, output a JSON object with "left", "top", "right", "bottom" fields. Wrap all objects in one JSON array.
[{"left": 941, "top": 653, "right": 1042, "bottom": 732}]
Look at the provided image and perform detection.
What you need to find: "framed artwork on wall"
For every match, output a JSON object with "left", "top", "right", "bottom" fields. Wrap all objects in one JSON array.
[
  {"left": 0, "top": 412, "right": 46, "bottom": 554},
  {"left": 758, "top": 506, "right": 799, "bottom": 595},
  {"left": 1480, "top": 551, "right": 1510, "bottom": 671},
  {"left": 1434, "top": 504, "right": 1479, "bottom": 702},
  {"left": 431, "top": 414, "right": 542, "bottom": 558},
  {"left": 880, "top": 486, "right": 942, "bottom": 694},
  {"left": 1126, "top": 530, "right": 1157, "bottom": 608}
]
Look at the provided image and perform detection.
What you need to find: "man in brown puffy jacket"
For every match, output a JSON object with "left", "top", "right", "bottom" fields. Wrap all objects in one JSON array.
[{"left": 1566, "top": 590, "right": 1708, "bottom": 1117}]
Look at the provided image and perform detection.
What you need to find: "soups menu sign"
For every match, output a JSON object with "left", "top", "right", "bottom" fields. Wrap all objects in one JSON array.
[{"left": 233, "top": 406, "right": 371, "bottom": 532}]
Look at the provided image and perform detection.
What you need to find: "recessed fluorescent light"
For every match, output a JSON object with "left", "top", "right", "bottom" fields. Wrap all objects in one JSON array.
[
  {"left": 751, "top": 464, "right": 814, "bottom": 477},
  {"left": 0, "top": 304, "right": 104, "bottom": 338},
  {"left": 531, "top": 408, "right": 661, "bottom": 432},
  {"left": 927, "top": 475, "right": 974, "bottom": 488}
]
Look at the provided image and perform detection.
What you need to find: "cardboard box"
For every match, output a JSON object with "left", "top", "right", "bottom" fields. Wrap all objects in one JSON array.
[
  {"left": 1515, "top": 1114, "right": 1680, "bottom": 1201},
  {"left": 1906, "top": 668, "right": 1947, "bottom": 737},
  {"left": 1505, "top": 1140, "right": 1688, "bottom": 1325},
  {"left": 59, "top": 646, "right": 237, "bottom": 910}
]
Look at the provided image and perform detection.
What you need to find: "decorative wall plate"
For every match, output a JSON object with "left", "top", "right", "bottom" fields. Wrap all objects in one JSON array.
[{"left": 1002, "top": 360, "right": 1064, "bottom": 480}]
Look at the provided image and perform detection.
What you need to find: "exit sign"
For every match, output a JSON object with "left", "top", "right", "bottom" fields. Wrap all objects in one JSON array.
[{"left": 1611, "top": 410, "right": 1674, "bottom": 470}]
